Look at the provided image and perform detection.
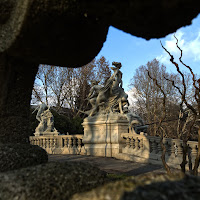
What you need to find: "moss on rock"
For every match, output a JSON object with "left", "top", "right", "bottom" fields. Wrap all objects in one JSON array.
[
  {"left": 0, "top": 143, "right": 48, "bottom": 172},
  {"left": 0, "top": 161, "right": 106, "bottom": 200},
  {"left": 71, "top": 173, "right": 188, "bottom": 200}
]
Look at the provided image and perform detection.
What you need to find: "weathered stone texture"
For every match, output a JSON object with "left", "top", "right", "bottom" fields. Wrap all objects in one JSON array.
[
  {"left": 0, "top": 161, "right": 106, "bottom": 200},
  {"left": 82, "top": 113, "right": 128, "bottom": 157},
  {"left": 0, "top": 0, "right": 200, "bottom": 144},
  {"left": 0, "top": 54, "right": 38, "bottom": 143},
  {"left": 0, "top": 0, "right": 109, "bottom": 67},
  {"left": 0, "top": 143, "right": 48, "bottom": 172},
  {"left": 71, "top": 173, "right": 200, "bottom": 200},
  {"left": 122, "top": 175, "right": 200, "bottom": 200},
  {"left": 1, "top": 0, "right": 200, "bottom": 67}
]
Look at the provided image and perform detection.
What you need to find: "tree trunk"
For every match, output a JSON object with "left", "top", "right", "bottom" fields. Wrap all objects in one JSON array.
[
  {"left": 180, "top": 138, "right": 188, "bottom": 173},
  {"left": 160, "top": 135, "right": 171, "bottom": 175},
  {"left": 192, "top": 128, "right": 200, "bottom": 175},
  {"left": 0, "top": 54, "right": 38, "bottom": 143}
]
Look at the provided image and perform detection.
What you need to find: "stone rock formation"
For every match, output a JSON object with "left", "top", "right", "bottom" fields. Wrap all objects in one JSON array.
[
  {"left": 1, "top": 0, "right": 200, "bottom": 144},
  {"left": 0, "top": 143, "right": 48, "bottom": 172},
  {"left": 71, "top": 172, "right": 200, "bottom": 200},
  {"left": 1, "top": 2, "right": 200, "bottom": 198},
  {"left": 0, "top": 161, "right": 106, "bottom": 200}
]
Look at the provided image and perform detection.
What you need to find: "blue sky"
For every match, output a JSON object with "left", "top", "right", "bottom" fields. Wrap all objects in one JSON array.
[{"left": 96, "top": 14, "right": 200, "bottom": 91}]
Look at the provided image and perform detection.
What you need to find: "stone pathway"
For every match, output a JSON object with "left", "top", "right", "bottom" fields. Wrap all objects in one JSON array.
[{"left": 49, "top": 154, "right": 168, "bottom": 176}]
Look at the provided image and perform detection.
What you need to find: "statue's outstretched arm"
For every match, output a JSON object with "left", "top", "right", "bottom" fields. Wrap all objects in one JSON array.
[
  {"left": 87, "top": 87, "right": 95, "bottom": 99},
  {"left": 32, "top": 105, "right": 40, "bottom": 114}
]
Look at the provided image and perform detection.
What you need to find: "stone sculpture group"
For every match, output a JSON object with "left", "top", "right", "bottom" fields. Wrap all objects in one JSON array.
[
  {"left": 85, "top": 61, "right": 147, "bottom": 133},
  {"left": 86, "top": 62, "right": 129, "bottom": 116},
  {"left": 33, "top": 103, "right": 59, "bottom": 136}
]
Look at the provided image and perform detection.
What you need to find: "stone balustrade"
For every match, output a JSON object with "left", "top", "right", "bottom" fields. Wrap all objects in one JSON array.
[
  {"left": 120, "top": 133, "right": 199, "bottom": 170},
  {"left": 30, "top": 131, "right": 199, "bottom": 171},
  {"left": 29, "top": 135, "right": 86, "bottom": 155}
]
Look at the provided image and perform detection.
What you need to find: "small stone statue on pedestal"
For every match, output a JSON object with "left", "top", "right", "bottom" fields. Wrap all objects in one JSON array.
[{"left": 32, "top": 103, "right": 59, "bottom": 136}]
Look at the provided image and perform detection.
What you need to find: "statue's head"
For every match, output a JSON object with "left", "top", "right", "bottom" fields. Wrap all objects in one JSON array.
[
  {"left": 91, "top": 80, "right": 100, "bottom": 86},
  {"left": 112, "top": 62, "right": 122, "bottom": 69}
]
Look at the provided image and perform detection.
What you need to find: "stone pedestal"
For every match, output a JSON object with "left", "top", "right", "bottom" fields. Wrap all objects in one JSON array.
[{"left": 82, "top": 113, "right": 129, "bottom": 157}]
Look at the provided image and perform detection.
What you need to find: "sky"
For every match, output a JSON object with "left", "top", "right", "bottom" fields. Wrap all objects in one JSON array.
[{"left": 96, "top": 14, "right": 200, "bottom": 91}]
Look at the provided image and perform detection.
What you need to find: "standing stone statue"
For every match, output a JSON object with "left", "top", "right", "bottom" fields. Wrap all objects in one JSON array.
[{"left": 33, "top": 103, "right": 59, "bottom": 136}]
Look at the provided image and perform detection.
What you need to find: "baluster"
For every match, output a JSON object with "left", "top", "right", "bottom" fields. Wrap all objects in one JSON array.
[
  {"left": 177, "top": 141, "right": 183, "bottom": 156},
  {"left": 53, "top": 139, "right": 57, "bottom": 147},
  {"left": 130, "top": 137, "right": 134, "bottom": 149},
  {"left": 139, "top": 138, "right": 143, "bottom": 150},
  {"left": 190, "top": 143, "right": 198, "bottom": 157},
  {"left": 48, "top": 138, "right": 51, "bottom": 148},
  {"left": 69, "top": 137, "right": 73, "bottom": 148},
  {"left": 44, "top": 138, "right": 47, "bottom": 148},
  {"left": 43, "top": 139, "right": 45, "bottom": 148},
  {"left": 38, "top": 139, "right": 41, "bottom": 147},
  {"left": 170, "top": 141, "right": 175, "bottom": 157},
  {"left": 126, "top": 137, "right": 130, "bottom": 148},
  {"left": 73, "top": 137, "right": 77, "bottom": 148},
  {"left": 64, "top": 138, "right": 68, "bottom": 147},
  {"left": 40, "top": 138, "right": 43, "bottom": 148},
  {"left": 50, "top": 139, "right": 53, "bottom": 148},
  {"left": 78, "top": 138, "right": 82, "bottom": 148},
  {"left": 151, "top": 139, "right": 157, "bottom": 154},
  {"left": 157, "top": 140, "right": 162, "bottom": 154},
  {"left": 135, "top": 137, "right": 139, "bottom": 150}
]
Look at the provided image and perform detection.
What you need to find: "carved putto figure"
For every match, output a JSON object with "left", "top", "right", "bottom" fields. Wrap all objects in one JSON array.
[{"left": 32, "top": 103, "right": 58, "bottom": 136}]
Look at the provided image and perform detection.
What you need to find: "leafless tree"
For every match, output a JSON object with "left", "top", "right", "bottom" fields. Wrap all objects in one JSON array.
[
  {"left": 31, "top": 56, "right": 111, "bottom": 117},
  {"left": 161, "top": 35, "right": 200, "bottom": 175},
  {"left": 129, "top": 59, "right": 183, "bottom": 137},
  {"left": 147, "top": 70, "right": 172, "bottom": 174}
]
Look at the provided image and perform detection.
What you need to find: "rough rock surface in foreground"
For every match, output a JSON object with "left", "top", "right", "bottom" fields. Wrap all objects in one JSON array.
[
  {"left": 71, "top": 173, "right": 200, "bottom": 200},
  {"left": 0, "top": 162, "right": 106, "bottom": 200},
  {"left": 0, "top": 143, "right": 48, "bottom": 172}
]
